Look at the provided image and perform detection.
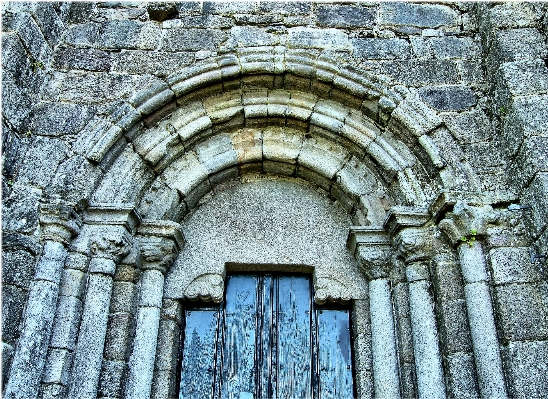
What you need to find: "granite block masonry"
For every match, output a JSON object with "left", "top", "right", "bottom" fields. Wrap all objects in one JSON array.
[{"left": 2, "top": 2, "right": 548, "bottom": 398}]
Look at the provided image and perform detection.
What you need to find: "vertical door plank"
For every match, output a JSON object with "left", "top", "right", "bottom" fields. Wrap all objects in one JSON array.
[
  {"left": 179, "top": 309, "right": 220, "bottom": 399},
  {"left": 221, "top": 275, "right": 259, "bottom": 399},
  {"left": 317, "top": 309, "right": 354, "bottom": 399},
  {"left": 258, "top": 275, "right": 275, "bottom": 399},
  {"left": 277, "top": 276, "right": 312, "bottom": 398}
]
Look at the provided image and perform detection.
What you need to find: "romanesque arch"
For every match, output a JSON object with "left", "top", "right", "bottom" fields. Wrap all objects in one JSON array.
[{"left": 4, "top": 41, "right": 532, "bottom": 399}]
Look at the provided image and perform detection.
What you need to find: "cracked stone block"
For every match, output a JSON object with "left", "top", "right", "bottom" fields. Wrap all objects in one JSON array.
[{"left": 494, "top": 282, "right": 548, "bottom": 342}]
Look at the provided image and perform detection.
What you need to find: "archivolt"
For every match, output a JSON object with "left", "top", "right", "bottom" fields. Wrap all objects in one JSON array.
[{"left": 72, "top": 47, "right": 478, "bottom": 221}]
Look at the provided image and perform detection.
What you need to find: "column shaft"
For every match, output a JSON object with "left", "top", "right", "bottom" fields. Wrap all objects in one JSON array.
[
  {"left": 68, "top": 259, "right": 115, "bottom": 399},
  {"left": 458, "top": 243, "right": 507, "bottom": 398},
  {"left": 4, "top": 241, "right": 68, "bottom": 399},
  {"left": 125, "top": 269, "right": 164, "bottom": 399},
  {"left": 369, "top": 278, "right": 401, "bottom": 399},
  {"left": 408, "top": 278, "right": 446, "bottom": 399}
]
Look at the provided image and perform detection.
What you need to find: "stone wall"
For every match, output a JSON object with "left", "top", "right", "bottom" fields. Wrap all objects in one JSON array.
[{"left": 2, "top": 1, "right": 548, "bottom": 398}]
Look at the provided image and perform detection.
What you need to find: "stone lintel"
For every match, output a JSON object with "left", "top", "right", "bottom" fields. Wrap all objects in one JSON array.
[
  {"left": 348, "top": 227, "right": 392, "bottom": 280},
  {"left": 429, "top": 191, "right": 491, "bottom": 221},
  {"left": 383, "top": 206, "right": 430, "bottom": 237},
  {"left": 39, "top": 203, "right": 82, "bottom": 246},
  {"left": 83, "top": 204, "right": 142, "bottom": 235}
]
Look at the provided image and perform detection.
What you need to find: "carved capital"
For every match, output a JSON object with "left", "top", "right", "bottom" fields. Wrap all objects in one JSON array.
[
  {"left": 348, "top": 227, "right": 393, "bottom": 280},
  {"left": 438, "top": 201, "right": 498, "bottom": 246},
  {"left": 83, "top": 204, "right": 142, "bottom": 235},
  {"left": 39, "top": 203, "right": 82, "bottom": 246},
  {"left": 137, "top": 219, "right": 185, "bottom": 273},
  {"left": 395, "top": 227, "right": 435, "bottom": 264},
  {"left": 139, "top": 236, "right": 177, "bottom": 273},
  {"left": 90, "top": 232, "right": 132, "bottom": 262}
]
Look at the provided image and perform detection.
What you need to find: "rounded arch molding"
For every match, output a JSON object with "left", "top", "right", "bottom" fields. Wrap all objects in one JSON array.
[{"left": 63, "top": 46, "right": 480, "bottom": 219}]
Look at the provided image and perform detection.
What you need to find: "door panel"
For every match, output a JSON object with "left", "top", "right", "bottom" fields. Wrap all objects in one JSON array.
[{"left": 179, "top": 274, "right": 354, "bottom": 399}]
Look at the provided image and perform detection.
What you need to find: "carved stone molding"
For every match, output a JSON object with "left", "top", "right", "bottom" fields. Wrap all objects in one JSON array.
[
  {"left": 83, "top": 204, "right": 142, "bottom": 235},
  {"left": 384, "top": 206, "right": 430, "bottom": 237},
  {"left": 315, "top": 277, "right": 351, "bottom": 305},
  {"left": 39, "top": 203, "right": 82, "bottom": 246},
  {"left": 348, "top": 227, "right": 393, "bottom": 280},
  {"left": 438, "top": 201, "right": 498, "bottom": 246},
  {"left": 184, "top": 273, "right": 224, "bottom": 303}
]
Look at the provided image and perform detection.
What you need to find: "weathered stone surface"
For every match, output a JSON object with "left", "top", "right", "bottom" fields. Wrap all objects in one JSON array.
[
  {"left": 1, "top": 77, "right": 33, "bottom": 130},
  {"left": 1, "top": 284, "right": 26, "bottom": 344},
  {"left": 96, "top": 20, "right": 161, "bottom": 50},
  {"left": 438, "top": 299, "right": 473, "bottom": 353},
  {"left": 154, "top": 319, "right": 180, "bottom": 372},
  {"left": 490, "top": 247, "right": 544, "bottom": 285},
  {"left": 504, "top": 94, "right": 548, "bottom": 157},
  {"left": 203, "top": 1, "right": 256, "bottom": 14},
  {"left": 110, "top": 282, "right": 137, "bottom": 314},
  {"left": 446, "top": 352, "right": 480, "bottom": 398},
  {"left": 418, "top": 86, "right": 477, "bottom": 111},
  {"left": 2, "top": 249, "right": 35, "bottom": 288},
  {"left": 16, "top": 137, "right": 68, "bottom": 188},
  {"left": 352, "top": 38, "right": 411, "bottom": 60},
  {"left": 443, "top": 108, "right": 493, "bottom": 144},
  {"left": 484, "top": 2, "right": 545, "bottom": 29},
  {"left": 317, "top": 5, "right": 375, "bottom": 28},
  {"left": 502, "top": 340, "right": 548, "bottom": 399},
  {"left": 49, "top": 155, "right": 103, "bottom": 204},
  {"left": 49, "top": 295, "right": 82, "bottom": 350},
  {"left": 112, "top": 50, "right": 193, "bottom": 77},
  {"left": 98, "top": 360, "right": 126, "bottom": 398},
  {"left": 24, "top": 102, "right": 95, "bottom": 138},
  {"left": 512, "top": 135, "right": 548, "bottom": 189},
  {"left": 411, "top": 36, "right": 481, "bottom": 59},
  {"left": 494, "top": 282, "right": 548, "bottom": 342},
  {"left": 161, "top": 28, "right": 226, "bottom": 52},
  {"left": 52, "top": 47, "right": 112, "bottom": 72},
  {"left": 147, "top": 2, "right": 178, "bottom": 22},
  {"left": 226, "top": 26, "right": 280, "bottom": 47},
  {"left": 488, "top": 28, "right": 547, "bottom": 74},
  {"left": 104, "top": 313, "right": 134, "bottom": 360},
  {"left": 2, "top": 185, "right": 41, "bottom": 234},
  {"left": 2, "top": 32, "right": 46, "bottom": 94},
  {"left": 288, "top": 27, "right": 351, "bottom": 50},
  {"left": 366, "top": 60, "right": 460, "bottom": 86},
  {"left": 257, "top": 1, "right": 311, "bottom": 15},
  {"left": 2, "top": 11, "right": 52, "bottom": 64},
  {"left": 522, "top": 172, "right": 548, "bottom": 237},
  {"left": 26, "top": 2, "right": 65, "bottom": 47},
  {"left": 42, "top": 348, "right": 72, "bottom": 384},
  {"left": 61, "top": 2, "right": 96, "bottom": 24},
  {"left": 58, "top": 269, "right": 86, "bottom": 299},
  {"left": 379, "top": 2, "right": 459, "bottom": 28},
  {"left": 62, "top": 22, "right": 101, "bottom": 47},
  {"left": 495, "top": 60, "right": 548, "bottom": 108}
]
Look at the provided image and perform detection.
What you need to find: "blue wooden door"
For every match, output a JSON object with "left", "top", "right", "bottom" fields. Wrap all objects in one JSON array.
[{"left": 179, "top": 274, "right": 354, "bottom": 399}]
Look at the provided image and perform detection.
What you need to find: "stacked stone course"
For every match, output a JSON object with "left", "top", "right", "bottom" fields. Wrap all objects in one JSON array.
[{"left": 2, "top": 1, "right": 548, "bottom": 398}]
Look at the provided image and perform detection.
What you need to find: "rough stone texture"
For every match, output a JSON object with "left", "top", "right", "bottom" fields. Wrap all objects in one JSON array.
[
  {"left": 502, "top": 340, "right": 548, "bottom": 399},
  {"left": 2, "top": 2, "right": 548, "bottom": 398},
  {"left": 418, "top": 86, "right": 477, "bottom": 112},
  {"left": 493, "top": 282, "right": 548, "bottom": 342}
]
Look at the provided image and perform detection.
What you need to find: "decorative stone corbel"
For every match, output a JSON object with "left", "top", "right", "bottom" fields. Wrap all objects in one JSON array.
[
  {"left": 348, "top": 227, "right": 392, "bottom": 280},
  {"left": 438, "top": 200, "right": 498, "bottom": 246},
  {"left": 185, "top": 273, "right": 225, "bottom": 303},
  {"left": 137, "top": 219, "right": 185, "bottom": 274}
]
